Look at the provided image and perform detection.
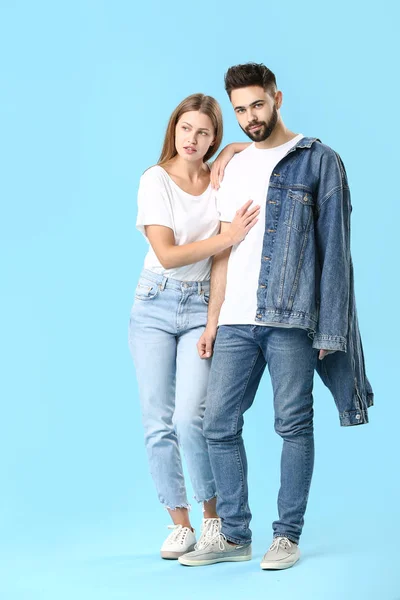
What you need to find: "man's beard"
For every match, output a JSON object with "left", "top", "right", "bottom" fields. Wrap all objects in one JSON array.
[{"left": 241, "top": 105, "right": 278, "bottom": 142}]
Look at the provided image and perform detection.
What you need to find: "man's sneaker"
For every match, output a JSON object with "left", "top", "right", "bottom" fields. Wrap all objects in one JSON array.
[
  {"left": 160, "top": 524, "right": 196, "bottom": 559},
  {"left": 178, "top": 532, "right": 251, "bottom": 566},
  {"left": 195, "top": 518, "right": 222, "bottom": 549},
  {"left": 260, "top": 536, "right": 300, "bottom": 570}
]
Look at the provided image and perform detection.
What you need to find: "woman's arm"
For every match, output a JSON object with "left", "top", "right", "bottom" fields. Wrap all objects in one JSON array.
[
  {"left": 210, "top": 142, "right": 251, "bottom": 189},
  {"left": 145, "top": 200, "right": 259, "bottom": 270},
  {"left": 197, "top": 222, "right": 232, "bottom": 358}
]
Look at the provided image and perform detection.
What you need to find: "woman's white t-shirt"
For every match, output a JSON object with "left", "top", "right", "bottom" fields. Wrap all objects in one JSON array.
[{"left": 136, "top": 165, "right": 220, "bottom": 281}]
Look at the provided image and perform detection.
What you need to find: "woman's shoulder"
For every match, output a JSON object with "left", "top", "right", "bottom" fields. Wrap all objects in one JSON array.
[{"left": 140, "top": 164, "right": 168, "bottom": 183}]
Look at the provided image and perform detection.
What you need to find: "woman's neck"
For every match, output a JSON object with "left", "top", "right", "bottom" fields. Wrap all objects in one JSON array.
[{"left": 165, "top": 155, "right": 207, "bottom": 183}]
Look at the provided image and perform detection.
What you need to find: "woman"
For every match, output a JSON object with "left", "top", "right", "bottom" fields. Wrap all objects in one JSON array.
[{"left": 128, "top": 93, "right": 258, "bottom": 559}]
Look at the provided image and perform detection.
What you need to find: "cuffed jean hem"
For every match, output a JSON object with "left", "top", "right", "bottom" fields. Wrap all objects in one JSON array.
[
  {"left": 194, "top": 493, "right": 217, "bottom": 504},
  {"left": 273, "top": 532, "right": 300, "bottom": 544},
  {"left": 225, "top": 535, "right": 252, "bottom": 545},
  {"left": 222, "top": 529, "right": 252, "bottom": 545},
  {"left": 163, "top": 503, "right": 192, "bottom": 511}
]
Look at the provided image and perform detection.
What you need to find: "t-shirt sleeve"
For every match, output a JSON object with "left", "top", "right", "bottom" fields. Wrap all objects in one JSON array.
[
  {"left": 216, "top": 166, "right": 236, "bottom": 223},
  {"left": 136, "top": 169, "right": 174, "bottom": 237}
]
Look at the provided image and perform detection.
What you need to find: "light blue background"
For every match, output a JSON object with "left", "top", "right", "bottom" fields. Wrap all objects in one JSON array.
[{"left": 1, "top": 1, "right": 399, "bottom": 598}]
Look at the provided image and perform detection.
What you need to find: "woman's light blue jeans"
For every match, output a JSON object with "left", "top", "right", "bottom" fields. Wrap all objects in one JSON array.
[{"left": 128, "top": 269, "right": 216, "bottom": 509}]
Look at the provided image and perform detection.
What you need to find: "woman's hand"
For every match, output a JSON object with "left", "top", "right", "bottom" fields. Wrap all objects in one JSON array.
[
  {"left": 210, "top": 144, "right": 236, "bottom": 189},
  {"left": 228, "top": 200, "right": 260, "bottom": 245}
]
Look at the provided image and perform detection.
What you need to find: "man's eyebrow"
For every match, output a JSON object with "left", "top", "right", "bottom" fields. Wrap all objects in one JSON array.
[{"left": 234, "top": 99, "right": 265, "bottom": 110}]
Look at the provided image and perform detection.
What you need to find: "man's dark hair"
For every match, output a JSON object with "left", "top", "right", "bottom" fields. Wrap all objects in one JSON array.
[{"left": 224, "top": 63, "right": 277, "bottom": 99}]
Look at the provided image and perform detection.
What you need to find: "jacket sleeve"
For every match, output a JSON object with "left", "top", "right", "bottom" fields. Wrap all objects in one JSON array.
[{"left": 313, "top": 151, "right": 352, "bottom": 353}]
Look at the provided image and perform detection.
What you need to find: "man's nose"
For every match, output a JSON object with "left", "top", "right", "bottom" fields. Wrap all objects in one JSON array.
[{"left": 247, "top": 108, "right": 256, "bottom": 122}]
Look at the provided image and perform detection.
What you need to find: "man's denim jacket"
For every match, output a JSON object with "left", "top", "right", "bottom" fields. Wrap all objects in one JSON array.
[{"left": 254, "top": 137, "right": 374, "bottom": 426}]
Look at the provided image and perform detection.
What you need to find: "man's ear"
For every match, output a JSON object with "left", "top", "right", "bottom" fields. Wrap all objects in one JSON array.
[{"left": 275, "top": 90, "right": 283, "bottom": 110}]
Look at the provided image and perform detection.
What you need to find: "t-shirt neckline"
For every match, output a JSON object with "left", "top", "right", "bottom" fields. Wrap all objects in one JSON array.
[
  {"left": 250, "top": 133, "right": 304, "bottom": 153},
  {"left": 157, "top": 165, "right": 211, "bottom": 198}
]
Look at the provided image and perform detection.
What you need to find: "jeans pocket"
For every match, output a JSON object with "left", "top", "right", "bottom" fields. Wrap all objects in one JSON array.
[
  {"left": 134, "top": 279, "right": 160, "bottom": 301},
  {"left": 200, "top": 291, "right": 209, "bottom": 306}
]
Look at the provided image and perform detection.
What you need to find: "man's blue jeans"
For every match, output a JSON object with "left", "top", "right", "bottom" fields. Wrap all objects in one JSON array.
[{"left": 203, "top": 324, "right": 318, "bottom": 545}]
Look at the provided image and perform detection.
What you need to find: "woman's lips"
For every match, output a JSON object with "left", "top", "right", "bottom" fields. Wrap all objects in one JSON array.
[{"left": 184, "top": 147, "right": 197, "bottom": 154}]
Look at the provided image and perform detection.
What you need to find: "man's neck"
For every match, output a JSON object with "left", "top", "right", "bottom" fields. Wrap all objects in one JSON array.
[{"left": 254, "top": 122, "right": 298, "bottom": 150}]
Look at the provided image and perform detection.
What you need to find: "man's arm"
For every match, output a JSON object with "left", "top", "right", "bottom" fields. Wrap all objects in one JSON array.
[
  {"left": 197, "top": 222, "right": 231, "bottom": 359},
  {"left": 314, "top": 151, "right": 351, "bottom": 355}
]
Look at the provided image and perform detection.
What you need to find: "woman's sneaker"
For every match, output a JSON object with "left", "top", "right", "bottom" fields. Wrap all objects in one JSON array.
[
  {"left": 160, "top": 524, "right": 196, "bottom": 559},
  {"left": 260, "top": 536, "right": 300, "bottom": 570}
]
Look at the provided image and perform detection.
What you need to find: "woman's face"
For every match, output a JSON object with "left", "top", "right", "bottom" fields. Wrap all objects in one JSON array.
[{"left": 175, "top": 111, "right": 215, "bottom": 162}]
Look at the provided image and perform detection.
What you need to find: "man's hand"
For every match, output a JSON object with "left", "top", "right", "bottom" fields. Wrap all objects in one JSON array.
[
  {"left": 197, "top": 326, "right": 217, "bottom": 359},
  {"left": 318, "top": 349, "right": 336, "bottom": 360}
]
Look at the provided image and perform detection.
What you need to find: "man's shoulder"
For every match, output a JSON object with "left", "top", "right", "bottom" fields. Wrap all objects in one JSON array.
[
  {"left": 304, "top": 139, "right": 348, "bottom": 192},
  {"left": 306, "top": 139, "right": 341, "bottom": 161},
  {"left": 222, "top": 144, "right": 254, "bottom": 180}
]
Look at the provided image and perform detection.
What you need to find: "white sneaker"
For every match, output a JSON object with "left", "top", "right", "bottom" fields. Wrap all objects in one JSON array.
[
  {"left": 195, "top": 518, "right": 222, "bottom": 550},
  {"left": 260, "top": 536, "right": 300, "bottom": 570},
  {"left": 160, "top": 525, "right": 196, "bottom": 559}
]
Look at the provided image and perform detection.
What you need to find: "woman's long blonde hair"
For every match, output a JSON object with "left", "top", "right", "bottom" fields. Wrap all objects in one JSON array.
[{"left": 158, "top": 94, "right": 223, "bottom": 166}]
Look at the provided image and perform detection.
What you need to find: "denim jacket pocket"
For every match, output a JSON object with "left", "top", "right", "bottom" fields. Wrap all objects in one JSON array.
[
  {"left": 135, "top": 279, "right": 160, "bottom": 301},
  {"left": 284, "top": 190, "right": 315, "bottom": 233}
]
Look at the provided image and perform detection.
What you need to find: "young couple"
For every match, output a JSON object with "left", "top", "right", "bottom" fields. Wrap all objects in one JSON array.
[{"left": 128, "top": 63, "right": 373, "bottom": 570}]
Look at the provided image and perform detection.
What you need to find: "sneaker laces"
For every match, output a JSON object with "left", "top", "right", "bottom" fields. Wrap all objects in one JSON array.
[
  {"left": 269, "top": 536, "right": 292, "bottom": 553},
  {"left": 195, "top": 518, "right": 221, "bottom": 550},
  {"left": 195, "top": 531, "right": 227, "bottom": 551},
  {"left": 165, "top": 524, "right": 189, "bottom": 546}
]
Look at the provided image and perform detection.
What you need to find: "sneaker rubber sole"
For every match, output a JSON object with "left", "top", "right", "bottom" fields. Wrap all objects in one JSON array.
[
  {"left": 161, "top": 544, "right": 196, "bottom": 560},
  {"left": 179, "top": 554, "right": 252, "bottom": 566},
  {"left": 260, "top": 556, "right": 300, "bottom": 570}
]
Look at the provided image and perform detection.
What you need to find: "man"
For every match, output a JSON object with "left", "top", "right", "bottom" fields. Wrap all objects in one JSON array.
[{"left": 178, "top": 63, "right": 373, "bottom": 569}]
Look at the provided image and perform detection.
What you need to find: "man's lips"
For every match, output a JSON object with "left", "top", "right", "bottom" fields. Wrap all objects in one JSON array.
[{"left": 248, "top": 124, "right": 262, "bottom": 132}]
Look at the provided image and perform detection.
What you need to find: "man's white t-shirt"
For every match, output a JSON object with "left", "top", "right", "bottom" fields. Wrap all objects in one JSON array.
[
  {"left": 217, "top": 135, "right": 304, "bottom": 326},
  {"left": 136, "top": 165, "right": 220, "bottom": 281}
]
